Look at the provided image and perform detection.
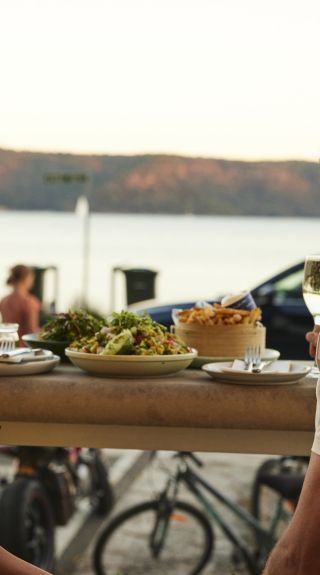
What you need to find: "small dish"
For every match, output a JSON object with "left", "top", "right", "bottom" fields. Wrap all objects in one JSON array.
[
  {"left": 23, "top": 333, "right": 70, "bottom": 361},
  {"left": 202, "top": 360, "right": 311, "bottom": 385},
  {"left": 0, "top": 355, "right": 60, "bottom": 376}
]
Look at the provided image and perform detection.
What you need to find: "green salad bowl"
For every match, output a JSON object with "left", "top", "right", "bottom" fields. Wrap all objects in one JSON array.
[{"left": 22, "top": 333, "right": 70, "bottom": 362}]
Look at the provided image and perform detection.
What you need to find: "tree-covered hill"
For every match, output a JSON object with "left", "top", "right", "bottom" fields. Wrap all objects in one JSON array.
[{"left": 0, "top": 148, "right": 319, "bottom": 216}]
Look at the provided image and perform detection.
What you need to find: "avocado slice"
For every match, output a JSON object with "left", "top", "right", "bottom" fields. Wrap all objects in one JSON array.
[{"left": 101, "top": 330, "right": 134, "bottom": 355}]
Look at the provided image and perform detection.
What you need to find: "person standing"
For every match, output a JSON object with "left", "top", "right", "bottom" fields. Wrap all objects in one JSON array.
[
  {"left": 263, "top": 329, "right": 320, "bottom": 574},
  {"left": 0, "top": 265, "right": 41, "bottom": 342}
]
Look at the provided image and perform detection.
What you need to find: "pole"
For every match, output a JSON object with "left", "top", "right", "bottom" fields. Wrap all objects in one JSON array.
[
  {"left": 82, "top": 209, "right": 89, "bottom": 307},
  {"left": 44, "top": 172, "right": 90, "bottom": 308},
  {"left": 82, "top": 181, "right": 91, "bottom": 308}
]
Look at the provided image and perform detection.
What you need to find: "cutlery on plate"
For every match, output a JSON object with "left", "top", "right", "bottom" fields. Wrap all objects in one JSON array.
[
  {"left": 244, "top": 346, "right": 274, "bottom": 373},
  {"left": 252, "top": 361, "right": 273, "bottom": 374},
  {"left": 0, "top": 348, "right": 42, "bottom": 359},
  {"left": 0, "top": 340, "right": 16, "bottom": 352},
  {"left": 244, "top": 346, "right": 261, "bottom": 372}
]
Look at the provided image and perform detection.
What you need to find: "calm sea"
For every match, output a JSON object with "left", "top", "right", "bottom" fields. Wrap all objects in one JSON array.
[{"left": 0, "top": 211, "right": 318, "bottom": 313}]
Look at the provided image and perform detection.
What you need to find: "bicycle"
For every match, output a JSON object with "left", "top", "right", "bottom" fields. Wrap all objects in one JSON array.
[
  {"left": 93, "top": 451, "right": 306, "bottom": 575},
  {"left": 0, "top": 446, "right": 114, "bottom": 571}
]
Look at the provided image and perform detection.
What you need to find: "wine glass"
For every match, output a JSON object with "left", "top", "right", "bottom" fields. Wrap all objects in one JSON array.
[{"left": 303, "top": 254, "right": 320, "bottom": 376}]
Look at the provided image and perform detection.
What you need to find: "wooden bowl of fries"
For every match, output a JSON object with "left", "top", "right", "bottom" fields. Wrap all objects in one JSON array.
[{"left": 174, "top": 305, "right": 266, "bottom": 358}]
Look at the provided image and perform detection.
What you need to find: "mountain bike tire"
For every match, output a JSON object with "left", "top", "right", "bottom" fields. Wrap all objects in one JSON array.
[
  {"left": 93, "top": 499, "right": 214, "bottom": 575},
  {"left": 0, "top": 477, "right": 55, "bottom": 571}
]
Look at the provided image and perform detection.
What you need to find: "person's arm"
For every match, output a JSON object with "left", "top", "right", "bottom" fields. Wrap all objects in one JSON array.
[
  {"left": 263, "top": 452, "right": 320, "bottom": 574},
  {"left": 264, "top": 329, "right": 320, "bottom": 574},
  {"left": 0, "top": 547, "right": 50, "bottom": 575}
]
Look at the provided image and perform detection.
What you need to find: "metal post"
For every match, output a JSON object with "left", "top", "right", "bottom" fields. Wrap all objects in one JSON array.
[
  {"left": 44, "top": 172, "right": 90, "bottom": 309},
  {"left": 110, "top": 267, "right": 121, "bottom": 312},
  {"left": 82, "top": 190, "right": 90, "bottom": 308}
]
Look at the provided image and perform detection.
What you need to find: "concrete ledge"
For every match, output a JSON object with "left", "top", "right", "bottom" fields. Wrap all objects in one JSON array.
[{"left": 0, "top": 421, "right": 314, "bottom": 455}]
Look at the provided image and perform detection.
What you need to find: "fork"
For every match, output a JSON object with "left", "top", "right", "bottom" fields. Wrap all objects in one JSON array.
[
  {"left": 0, "top": 339, "right": 15, "bottom": 353},
  {"left": 244, "top": 346, "right": 261, "bottom": 372},
  {"left": 244, "top": 346, "right": 272, "bottom": 373}
]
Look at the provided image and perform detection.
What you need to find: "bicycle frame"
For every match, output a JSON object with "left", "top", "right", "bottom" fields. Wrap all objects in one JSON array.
[{"left": 170, "top": 462, "right": 276, "bottom": 575}]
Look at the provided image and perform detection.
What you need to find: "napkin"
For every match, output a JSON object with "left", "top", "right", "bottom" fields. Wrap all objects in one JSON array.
[
  {"left": 0, "top": 350, "right": 54, "bottom": 364},
  {"left": 221, "top": 360, "right": 291, "bottom": 375}
]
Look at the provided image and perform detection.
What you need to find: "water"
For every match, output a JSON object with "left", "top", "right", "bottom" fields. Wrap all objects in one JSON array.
[{"left": 0, "top": 211, "right": 318, "bottom": 314}]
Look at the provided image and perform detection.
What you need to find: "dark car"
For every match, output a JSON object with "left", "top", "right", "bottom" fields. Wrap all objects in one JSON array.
[
  {"left": 251, "top": 262, "right": 311, "bottom": 359},
  {"left": 137, "top": 262, "right": 312, "bottom": 360}
]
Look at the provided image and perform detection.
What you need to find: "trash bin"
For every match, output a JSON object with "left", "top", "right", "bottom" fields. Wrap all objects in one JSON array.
[
  {"left": 31, "top": 266, "right": 58, "bottom": 313},
  {"left": 112, "top": 267, "right": 158, "bottom": 308}
]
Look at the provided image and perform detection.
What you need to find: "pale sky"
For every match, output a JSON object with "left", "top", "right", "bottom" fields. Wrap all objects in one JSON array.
[{"left": 0, "top": 0, "right": 319, "bottom": 160}]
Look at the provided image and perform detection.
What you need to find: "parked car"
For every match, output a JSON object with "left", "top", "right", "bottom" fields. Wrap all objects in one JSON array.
[
  {"left": 251, "top": 262, "right": 310, "bottom": 359},
  {"left": 137, "top": 262, "right": 311, "bottom": 359}
]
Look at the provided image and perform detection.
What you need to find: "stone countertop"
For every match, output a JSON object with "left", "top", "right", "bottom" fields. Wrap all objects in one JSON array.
[{"left": 0, "top": 364, "right": 316, "bottom": 432}]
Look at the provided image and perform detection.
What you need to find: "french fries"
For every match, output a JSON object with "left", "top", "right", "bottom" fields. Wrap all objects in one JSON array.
[{"left": 178, "top": 304, "right": 262, "bottom": 326}]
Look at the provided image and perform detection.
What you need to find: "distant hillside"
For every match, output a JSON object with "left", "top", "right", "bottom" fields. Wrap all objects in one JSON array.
[{"left": 0, "top": 148, "right": 319, "bottom": 216}]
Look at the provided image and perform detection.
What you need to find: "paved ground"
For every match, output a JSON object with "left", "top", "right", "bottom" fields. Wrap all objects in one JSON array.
[{"left": 69, "top": 451, "right": 270, "bottom": 575}]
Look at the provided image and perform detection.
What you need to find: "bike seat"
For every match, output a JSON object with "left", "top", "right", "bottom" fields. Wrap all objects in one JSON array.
[{"left": 260, "top": 472, "right": 304, "bottom": 502}]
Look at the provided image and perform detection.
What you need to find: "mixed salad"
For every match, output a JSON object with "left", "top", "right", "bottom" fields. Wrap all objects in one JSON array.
[
  {"left": 70, "top": 311, "right": 191, "bottom": 356},
  {"left": 40, "top": 310, "right": 103, "bottom": 343}
]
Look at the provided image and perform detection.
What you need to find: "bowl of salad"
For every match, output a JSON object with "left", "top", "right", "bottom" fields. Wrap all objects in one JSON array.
[
  {"left": 66, "top": 311, "right": 197, "bottom": 377},
  {"left": 22, "top": 310, "right": 103, "bottom": 361}
]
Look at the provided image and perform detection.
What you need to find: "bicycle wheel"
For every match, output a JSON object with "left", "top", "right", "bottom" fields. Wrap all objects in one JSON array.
[
  {"left": 0, "top": 477, "right": 55, "bottom": 571},
  {"left": 93, "top": 499, "right": 214, "bottom": 575}
]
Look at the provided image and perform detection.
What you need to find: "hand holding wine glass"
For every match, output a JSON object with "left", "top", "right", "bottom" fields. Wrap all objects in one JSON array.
[
  {"left": 303, "top": 255, "right": 320, "bottom": 374},
  {"left": 306, "top": 330, "right": 319, "bottom": 358}
]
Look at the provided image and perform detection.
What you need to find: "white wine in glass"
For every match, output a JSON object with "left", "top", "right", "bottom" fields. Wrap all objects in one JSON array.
[{"left": 303, "top": 254, "right": 320, "bottom": 376}]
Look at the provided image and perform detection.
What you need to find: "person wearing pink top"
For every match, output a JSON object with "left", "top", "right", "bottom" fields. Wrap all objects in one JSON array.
[{"left": 0, "top": 265, "right": 41, "bottom": 342}]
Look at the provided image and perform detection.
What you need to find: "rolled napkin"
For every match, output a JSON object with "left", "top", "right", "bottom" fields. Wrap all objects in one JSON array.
[
  {"left": 221, "top": 360, "right": 291, "bottom": 375},
  {"left": 0, "top": 349, "right": 54, "bottom": 364}
]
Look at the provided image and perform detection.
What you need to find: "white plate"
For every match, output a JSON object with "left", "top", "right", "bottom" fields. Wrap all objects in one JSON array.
[
  {"left": 66, "top": 348, "right": 198, "bottom": 377},
  {"left": 202, "top": 361, "right": 311, "bottom": 385},
  {"left": 192, "top": 348, "right": 280, "bottom": 369},
  {"left": 0, "top": 355, "right": 60, "bottom": 376}
]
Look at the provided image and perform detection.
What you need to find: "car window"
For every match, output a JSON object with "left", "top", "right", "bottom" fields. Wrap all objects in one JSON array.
[{"left": 273, "top": 269, "right": 304, "bottom": 304}]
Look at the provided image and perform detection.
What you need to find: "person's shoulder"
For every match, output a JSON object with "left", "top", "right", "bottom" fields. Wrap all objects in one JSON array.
[
  {"left": 26, "top": 294, "right": 41, "bottom": 310},
  {"left": 0, "top": 293, "right": 17, "bottom": 307},
  {"left": 0, "top": 293, "right": 10, "bottom": 304}
]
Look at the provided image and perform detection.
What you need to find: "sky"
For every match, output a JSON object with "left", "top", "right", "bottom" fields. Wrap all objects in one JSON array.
[{"left": 0, "top": 0, "right": 319, "bottom": 160}]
